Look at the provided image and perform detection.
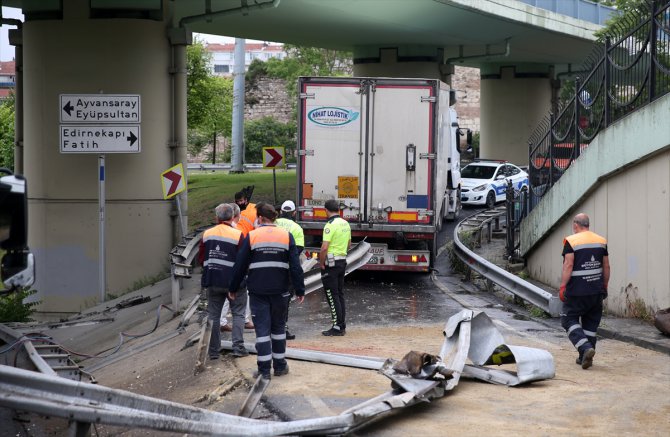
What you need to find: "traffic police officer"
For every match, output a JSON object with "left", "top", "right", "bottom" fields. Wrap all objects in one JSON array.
[
  {"left": 319, "top": 199, "right": 351, "bottom": 336},
  {"left": 201, "top": 203, "right": 248, "bottom": 359},
  {"left": 230, "top": 202, "right": 305, "bottom": 379},
  {"left": 559, "top": 212, "right": 610, "bottom": 369}
]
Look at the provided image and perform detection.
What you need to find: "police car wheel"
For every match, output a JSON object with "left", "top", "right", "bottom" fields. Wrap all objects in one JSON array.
[{"left": 485, "top": 191, "right": 496, "bottom": 209}]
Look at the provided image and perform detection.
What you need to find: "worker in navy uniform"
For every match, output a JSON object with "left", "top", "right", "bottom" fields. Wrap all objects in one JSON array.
[
  {"left": 275, "top": 200, "right": 304, "bottom": 340},
  {"left": 559, "top": 213, "right": 610, "bottom": 369},
  {"left": 201, "top": 203, "right": 248, "bottom": 360},
  {"left": 230, "top": 202, "right": 305, "bottom": 379},
  {"left": 319, "top": 199, "right": 351, "bottom": 336}
]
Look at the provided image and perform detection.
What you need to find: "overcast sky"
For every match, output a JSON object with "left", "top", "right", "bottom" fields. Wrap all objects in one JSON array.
[{"left": 1, "top": 6, "right": 265, "bottom": 62}]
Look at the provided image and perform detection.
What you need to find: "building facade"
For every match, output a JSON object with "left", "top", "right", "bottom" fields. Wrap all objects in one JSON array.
[{"left": 205, "top": 42, "right": 285, "bottom": 76}]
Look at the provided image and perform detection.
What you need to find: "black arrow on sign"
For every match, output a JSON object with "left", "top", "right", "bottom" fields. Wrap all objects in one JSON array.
[
  {"left": 127, "top": 131, "right": 138, "bottom": 147},
  {"left": 62, "top": 101, "right": 74, "bottom": 116}
]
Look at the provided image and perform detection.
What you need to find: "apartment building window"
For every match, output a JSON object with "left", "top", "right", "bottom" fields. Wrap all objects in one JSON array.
[{"left": 214, "top": 65, "right": 230, "bottom": 74}]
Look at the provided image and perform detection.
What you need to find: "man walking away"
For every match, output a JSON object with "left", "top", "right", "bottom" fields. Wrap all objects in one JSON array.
[
  {"left": 559, "top": 213, "right": 610, "bottom": 369},
  {"left": 320, "top": 199, "right": 351, "bottom": 336},
  {"left": 275, "top": 200, "right": 305, "bottom": 340},
  {"left": 230, "top": 202, "right": 305, "bottom": 379},
  {"left": 202, "top": 203, "right": 248, "bottom": 360}
]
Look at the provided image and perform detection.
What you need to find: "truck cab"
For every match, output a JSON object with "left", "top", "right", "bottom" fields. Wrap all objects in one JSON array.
[{"left": 0, "top": 171, "right": 35, "bottom": 293}]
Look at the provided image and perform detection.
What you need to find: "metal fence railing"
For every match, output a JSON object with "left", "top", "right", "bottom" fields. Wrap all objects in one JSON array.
[{"left": 511, "top": 1, "right": 670, "bottom": 248}]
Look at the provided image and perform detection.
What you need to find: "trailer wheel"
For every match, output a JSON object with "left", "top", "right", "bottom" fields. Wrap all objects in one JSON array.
[{"left": 485, "top": 191, "right": 496, "bottom": 209}]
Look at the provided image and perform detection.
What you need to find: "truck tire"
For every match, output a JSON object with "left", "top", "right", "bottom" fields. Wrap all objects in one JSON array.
[{"left": 485, "top": 191, "right": 496, "bottom": 209}]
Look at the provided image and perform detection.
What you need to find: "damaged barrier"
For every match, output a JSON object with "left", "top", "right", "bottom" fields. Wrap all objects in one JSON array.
[{"left": 0, "top": 309, "right": 554, "bottom": 436}]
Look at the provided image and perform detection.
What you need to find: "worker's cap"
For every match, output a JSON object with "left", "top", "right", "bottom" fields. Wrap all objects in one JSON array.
[{"left": 281, "top": 200, "right": 296, "bottom": 212}]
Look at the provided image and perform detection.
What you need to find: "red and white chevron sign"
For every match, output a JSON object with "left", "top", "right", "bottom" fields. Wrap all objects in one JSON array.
[{"left": 263, "top": 147, "right": 285, "bottom": 169}]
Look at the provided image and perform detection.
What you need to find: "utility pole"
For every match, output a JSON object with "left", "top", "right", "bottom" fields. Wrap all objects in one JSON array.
[{"left": 230, "top": 38, "right": 245, "bottom": 173}]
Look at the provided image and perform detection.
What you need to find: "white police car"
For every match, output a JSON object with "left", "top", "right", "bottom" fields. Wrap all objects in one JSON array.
[{"left": 460, "top": 160, "right": 529, "bottom": 208}]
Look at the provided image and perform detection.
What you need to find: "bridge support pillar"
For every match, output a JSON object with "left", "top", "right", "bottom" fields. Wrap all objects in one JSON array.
[
  {"left": 479, "top": 64, "right": 552, "bottom": 164},
  {"left": 22, "top": 2, "right": 184, "bottom": 311}
]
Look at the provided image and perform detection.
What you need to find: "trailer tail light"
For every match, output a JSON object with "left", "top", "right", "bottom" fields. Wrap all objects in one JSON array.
[
  {"left": 394, "top": 254, "right": 427, "bottom": 263},
  {"left": 388, "top": 211, "right": 418, "bottom": 222}
]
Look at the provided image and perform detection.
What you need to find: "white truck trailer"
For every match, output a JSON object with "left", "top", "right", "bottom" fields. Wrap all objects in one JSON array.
[{"left": 296, "top": 77, "right": 469, "bottom": 272}]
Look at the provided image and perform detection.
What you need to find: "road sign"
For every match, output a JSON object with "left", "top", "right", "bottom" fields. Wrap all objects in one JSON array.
[
  {"left": 60, "top": 125, "right": 140, "bottom": 153},
  {"left": 60, "top": 94, "right": 141, "bottom": 123},
  {"left": 263, "top": 146, "right": 285, "bottom": 169},
  {"left": 161, "top": 163, "right": 187, "bottom": 200}
]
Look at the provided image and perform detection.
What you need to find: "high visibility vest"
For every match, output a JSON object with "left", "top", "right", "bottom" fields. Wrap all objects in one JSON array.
[
  {"left": 202, "top": 223, "right": 242, "bottom": 288},
  {"left": 237, "top": 203, "right": 257, "bottom": 237},
  {"left": 275, "top": 217, "right": 304, "bottom": 248},
  {"left": 563, "top": 230, "right": 608, "bottom": 296},
  {"left": 323, "top": 216, "right": 351, "bottom": 257},
  {"left": 246, "top": 225, "right": 290, "bottom": 294}
]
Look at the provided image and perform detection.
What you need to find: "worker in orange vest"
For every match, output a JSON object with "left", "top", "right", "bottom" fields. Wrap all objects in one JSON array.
[{"left": 235, "top": 191, "right": 256, "bottom": 237}]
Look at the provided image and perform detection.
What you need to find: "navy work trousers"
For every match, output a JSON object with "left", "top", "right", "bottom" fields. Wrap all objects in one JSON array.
[
  {"left": 561, "top": 293, "right": 604, "bottom": 357},
  {"left": 249, "top": 292, "right": 290, "bottom": 377}
]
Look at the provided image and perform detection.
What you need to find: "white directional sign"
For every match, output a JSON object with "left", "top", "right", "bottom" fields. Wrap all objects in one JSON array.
[
  {"left": 60, "top": 94, "right": 141, "bottom": 123},
  {"left": 60, "top": 125, "right": 141, "bottom": 153}
]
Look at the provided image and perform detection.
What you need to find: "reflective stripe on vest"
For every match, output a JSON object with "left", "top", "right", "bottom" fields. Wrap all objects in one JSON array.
[
  {"left": 248, "top": 225, "right": 290, "bottom": 271},
  {"left": 564, "top": 230, "right": 607, "bottom": 295}
]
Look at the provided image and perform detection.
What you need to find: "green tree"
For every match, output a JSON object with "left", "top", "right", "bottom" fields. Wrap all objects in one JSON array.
[
  {"left": 241, "top": 116, "right": 296, "bottom": 163},
  {"left": 187, "top": 40, "right": 234, "bottom": 163},
  {"left": 187, "top": 39, "right": 213, "bottom": 130},
  {"left": 0, "top": 93, "right": 15, "bottom": 171},
  {"left": 594, "top": 0, "right": 650, "bottom": 40},
  {"left": 264, "top": 44, "right": 352, "bottom": 102}
]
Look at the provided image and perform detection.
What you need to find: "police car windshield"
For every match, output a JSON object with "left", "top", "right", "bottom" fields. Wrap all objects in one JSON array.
[{"left": 462, "top": 165, "right": 496, "bottom": 179}]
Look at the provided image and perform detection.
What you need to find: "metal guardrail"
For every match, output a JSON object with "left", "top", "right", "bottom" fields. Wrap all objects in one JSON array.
[
  {"left": 0, "top": 324, "right": 92, "bottom": 381},
  {"left": 452, "top": 209, "right": 562, "bottom": 317},
  {"left": 0, "top": 310, "right": 555, "bottom": 436},
  {"left": 187, "top": 163, "right": 296, "bottom": 171}
]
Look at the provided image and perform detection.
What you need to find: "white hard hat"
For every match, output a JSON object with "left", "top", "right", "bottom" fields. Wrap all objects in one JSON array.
[{"left": 281, "top": 200, "right": 296, "bottom": 212}]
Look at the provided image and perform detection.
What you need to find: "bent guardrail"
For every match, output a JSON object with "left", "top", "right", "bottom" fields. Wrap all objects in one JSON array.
[{"left": 453, "top": 210, "right": 562, "bottom": 317}]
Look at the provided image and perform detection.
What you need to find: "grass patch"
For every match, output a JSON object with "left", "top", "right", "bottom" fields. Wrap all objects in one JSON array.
[{"left": 188, "top": 170, "right": 296, "bottom": 230}]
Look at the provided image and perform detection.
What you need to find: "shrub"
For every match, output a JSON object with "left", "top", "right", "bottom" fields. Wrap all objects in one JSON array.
[{"left": 0, "top": 287, "right": 39, "bottom": 322}]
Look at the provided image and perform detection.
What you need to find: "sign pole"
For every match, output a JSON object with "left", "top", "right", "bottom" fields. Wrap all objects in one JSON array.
[
  {"left": 98, "top": 155, "right": 106, "bottom": 303},
  {"left": 174, "top": 194, "right": 186, "bottom": 239},
  {"left": 273, "top": 168, "right": 277, "bottom": 205}
]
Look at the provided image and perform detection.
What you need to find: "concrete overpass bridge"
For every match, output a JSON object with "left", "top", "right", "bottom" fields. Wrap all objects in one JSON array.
[{"left": 1, "top": 0, "right": 631, "bottom": 312}]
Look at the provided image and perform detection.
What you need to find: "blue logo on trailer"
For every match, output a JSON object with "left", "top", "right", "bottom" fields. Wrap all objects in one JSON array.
[{"left": 308, "top": 107, "right": 359, "bottom": 126}]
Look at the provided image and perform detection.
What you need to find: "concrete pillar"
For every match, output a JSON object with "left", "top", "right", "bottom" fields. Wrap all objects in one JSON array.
[
  {"left": 479, "top": 64, "right": 552, "bottom": 165},
  {"left": 23, "top": 3, "right": 176, "bottom": 311}
]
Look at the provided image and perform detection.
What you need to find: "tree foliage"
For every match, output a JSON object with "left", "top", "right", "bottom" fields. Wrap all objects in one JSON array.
[
  {"left": 594, "top": 0, "right": 651, "bottom": 40},
  {"left": 0, "top": 93, "right": 15, "bottom": 171},
  {"left": 262, "top": 44, "right": 352, "bottom": 102},
  {"left": 239, "top": 116, "right": 296, "bottom": 163},
  {"left": 187, "top": 40, "right": 234, "bottom": 161}
]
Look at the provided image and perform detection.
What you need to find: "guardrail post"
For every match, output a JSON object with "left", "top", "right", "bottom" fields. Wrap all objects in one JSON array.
[
  {"left": 68, "top": 420, "right": 90, "bottom": 437},
  {"left": 171, "top": 268, "right": 181, "bottom": 312}
]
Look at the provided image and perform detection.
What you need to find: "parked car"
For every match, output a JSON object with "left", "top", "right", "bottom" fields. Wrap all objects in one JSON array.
[{"left": 460, "top": 160, "right": 529, "bottom": 208}]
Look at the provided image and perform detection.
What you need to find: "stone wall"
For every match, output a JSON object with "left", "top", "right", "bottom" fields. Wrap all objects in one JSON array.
[
  {"left": 452, "top": 66, "right": 480, "bottom": 133},
  {"left": 245, "top": 76, "right": 292, "bottom": 123}
]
